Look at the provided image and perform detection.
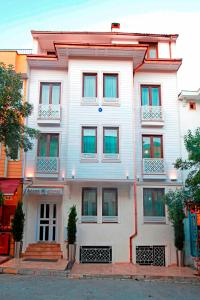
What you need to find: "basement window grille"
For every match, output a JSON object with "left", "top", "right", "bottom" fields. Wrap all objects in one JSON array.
[
  {"left": 80, "top": 246, "right": 112, "bottom": 263},
  {"left": 136, "top": 245, "right": 165, "bottom": 266}
]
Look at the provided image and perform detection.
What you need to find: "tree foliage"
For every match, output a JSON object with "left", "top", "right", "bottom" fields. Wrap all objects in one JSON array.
[
  {"left": 0, "top": 63, "right": 39, "bottom": 159},
  {"left": 67, "top": 205, "right": 77, "bottom": 244},
  {"left": 165, "top": 190, "right": 185, "bottom": 250},
  {"left": 11, "top": 201, "right": 25, "bottom": 242},
  {"left": 175, "top": 128, "right": 200, "bottom": 204},
  {"left": 0, "top": 191, "right": 3, "bottom": 206}
]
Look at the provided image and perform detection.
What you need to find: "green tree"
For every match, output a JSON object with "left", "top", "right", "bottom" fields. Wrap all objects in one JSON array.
[
  {"left": 67, "top": 205, "right": 77, "bottom": 244},
  {"left": 0, "top": 63, "right": 39, "bottom": 159},
  {"left": 165, "top": 190, "right": 185, "bottom": 251},
  {"left": 175, "top": 128, "right": 200, "bottom": 204},
  {"left": 11, "top": 201, "right": 25, "bottom": 242}
]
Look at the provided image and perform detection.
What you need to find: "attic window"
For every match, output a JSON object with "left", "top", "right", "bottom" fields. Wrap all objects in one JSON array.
[
  {"left": 47, "top": 51, "right": 56, "bottom": 55},
  {"left": 189, "top": 101, "right": 196, "bottom": 110}
]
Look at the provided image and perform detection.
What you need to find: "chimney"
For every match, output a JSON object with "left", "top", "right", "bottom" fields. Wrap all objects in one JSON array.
[{"left": 111, "top": 22, "right": 120, "bottom": 32}]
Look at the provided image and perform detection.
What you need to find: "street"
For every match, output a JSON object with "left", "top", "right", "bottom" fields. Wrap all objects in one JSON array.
[{"left": 0, "top": 275, "right": 199, "bottom": 300}]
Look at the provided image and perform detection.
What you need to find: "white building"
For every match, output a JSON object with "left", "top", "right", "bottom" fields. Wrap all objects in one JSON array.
[
  {"left": 178, "top": 89, "right": 200, "bottom": 265},
  {"left": 23, "top": 29, "right": 182, "bottom": 266}
]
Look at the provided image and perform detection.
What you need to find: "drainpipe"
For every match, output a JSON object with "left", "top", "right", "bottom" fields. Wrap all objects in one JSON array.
[{"left": 129, "top": 59, "right": 145, "bottom": 263}]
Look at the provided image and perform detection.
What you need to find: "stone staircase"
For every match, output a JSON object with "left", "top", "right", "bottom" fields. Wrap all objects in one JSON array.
[{"left": 23, "top": 243, "right": 63, "bottom": 260}]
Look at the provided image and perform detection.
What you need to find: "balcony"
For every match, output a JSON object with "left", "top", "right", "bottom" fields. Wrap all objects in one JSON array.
[
  {"left": 141, "top": 106, "right": 164, "bottom": 126},
  {"left": 142, "top": 158, "right": 166, "bottom": 179},
  {"left": 37, "top": 104, "right": 61, "bottom": 124},
  {"left": 36, "top": 157, "right": 59, "bottom": 177}
]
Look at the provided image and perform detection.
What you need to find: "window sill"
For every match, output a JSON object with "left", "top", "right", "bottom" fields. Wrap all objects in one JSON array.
[
  {"left": 102, "top": 216, "right": 118, "bottom": 223},
  {"left": 81, "top": 216, "right": 97, "bottom": 223},
  {"left": 80, "top": 158, "right": 99, "bottom": 163},
  {"left": 81, "top": 97, "right": 98, "bottom": 106},
  {"left": 102, "top": 159, "right": 121, "bottom": 163},
  {"left": 143, "top": 216, "right": 166, "bottom": 224}
]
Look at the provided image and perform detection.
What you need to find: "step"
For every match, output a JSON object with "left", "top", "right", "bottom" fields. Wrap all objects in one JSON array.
[
  {"left": 29, "top": 243, "right": 60, "bottom": 248},
  {"left": 24, "top": 251, "right": 63, "bottom": 256},
  {"left": 26, "top": 247, "right": 61, "bottom": 252},
  {"left": 23, "top": 255, "right": 62, "bottom": 260}
]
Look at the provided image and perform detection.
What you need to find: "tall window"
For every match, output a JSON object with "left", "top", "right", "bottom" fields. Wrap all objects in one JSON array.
[
  {"left": 143, "top": 188, "right": 165, "bottom": 217},
  {"left": 82, "top": 127, "right": 97, "bottom": 156},
  {"left": 40, "top": 83, "right": 61, "bottom": 104},
  {"left": 141, "top": 85, "right": 161, "bottom": 106},
  {"left": 103, "top": 74, "right": 118, "bottom": 98},
  {"left": 103, "top": 127, "right": 119, "bottom": 155},
  {"left": 142, "top": 135, "right": 163, "bottom": 158},
  {"left": 82, "top": 188, "right": 97, "bottom": 221},
  {"left": 38, "top": 134, "right": 59, "bottom": 157},
  {"left": 83, "top": 73, "right": 97, "bottom": 98},
  {"left": 102, "top": 188, "right": 118, "bottom": 221}
]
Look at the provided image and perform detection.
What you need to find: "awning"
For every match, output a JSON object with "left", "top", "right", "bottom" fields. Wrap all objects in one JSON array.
[{"left": 0, "top": 179, "right": 21, "bottom": 196}]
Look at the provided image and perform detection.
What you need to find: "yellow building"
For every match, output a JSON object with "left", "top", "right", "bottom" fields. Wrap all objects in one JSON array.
[{"left": 0, "top": 50, "right": 28, "bottom": 256}]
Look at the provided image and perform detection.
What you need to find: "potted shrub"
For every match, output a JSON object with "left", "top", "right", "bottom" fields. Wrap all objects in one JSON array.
[
  {"left": 67, "top": 205, "right": 77, "bottom": 262},
  {"left": 165, "top": 190, "right": 185, "bottom": 266},
  {"left": 0, "top": 191, "right": 3, "bottom": 223},
  {"left": 11, "top": 201, "right": 25, "bottom": 258}
]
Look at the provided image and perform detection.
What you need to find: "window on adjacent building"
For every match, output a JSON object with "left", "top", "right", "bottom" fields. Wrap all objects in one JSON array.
[
  {"left": 82, "top": 127, "right": 97, "bottom": 158},
  {"left": 103, "top": 127, "right": 119, "bottom": 156},
  {"left": 141, "top": 85, "right": 161, "bottom": 106},
  {"left": 82, "top": 188, "right": 97, "bottom": 222},
  {"left": 142, "top": 135, "right": 163, "bottom": 158},
  {"left": 83, "top": 73, "right": 97, "bottom": 98},
  {"left": 37, "top": 134, "right": 59, "bottom": 157},
  {"left": 103, "top": 74, "right": 118, "bottom": 99},
  {"left": 102, "top": 188, "right": 118, "bottom": 222},
  {"left": 40, "top": 83, "right": 61, "bottom": 105},
  {"left": 143, "top": 188, "right": 165, "bottom": 218}
]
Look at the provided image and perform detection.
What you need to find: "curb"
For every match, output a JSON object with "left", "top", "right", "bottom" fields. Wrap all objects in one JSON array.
[
  {"left": 68, "top": 273, "right": 200, "bottom": 283},
  {"left": 0, "top": 267, "right": 70, "bottom": 277}
]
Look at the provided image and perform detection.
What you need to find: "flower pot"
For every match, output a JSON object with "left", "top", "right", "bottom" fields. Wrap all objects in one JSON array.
[
  {"left": 14, "top": 241, "right": 22, "bottom": 258},
  {"left": 68, "top": 244, "right": 76, "bottom": 262},
  {"left": 177, "top": 250, "right": 184, "bottom": 267}
]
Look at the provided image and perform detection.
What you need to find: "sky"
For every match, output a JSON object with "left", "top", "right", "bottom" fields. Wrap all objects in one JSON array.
[{"left": 0, "top": 0, "right": 200, "bottom": 91}]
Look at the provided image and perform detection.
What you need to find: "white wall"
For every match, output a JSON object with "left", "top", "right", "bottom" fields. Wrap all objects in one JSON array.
[
  {"left": 134, "top": 71, "right": 182, "bottom": 182},
  {"left": 26, "top": 68, "right": 69, "bottom": 180},
  {"left": 66, "top": 59, "right": 134, "bottom": 180},
  {"left": 65, "top": 182, "right": 133, "bottom": 263}
]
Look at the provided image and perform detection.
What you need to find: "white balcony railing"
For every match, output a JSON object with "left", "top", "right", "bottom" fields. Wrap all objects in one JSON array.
[
  {"left": 141, "top": 106, "right": 163, "bottom": 121},
  {"left": 36, "top": 157, "right": 59, "bottom": 174},
  {"left": 143, "top": 158, "right": 165, "bottom": 174},
  {"left": 38, "top": 104, "right": 61, "bottom": 120}
]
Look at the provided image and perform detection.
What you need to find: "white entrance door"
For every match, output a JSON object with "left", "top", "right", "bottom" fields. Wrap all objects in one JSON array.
[{"left": 38, "top": 203, "right": 57, "bottom": 242}]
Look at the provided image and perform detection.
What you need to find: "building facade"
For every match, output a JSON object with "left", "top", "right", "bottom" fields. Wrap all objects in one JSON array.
[
  {"left": 22, "top": 30, "right": 182, "bottom": 265},
  {"left": 178, "top": 90, "right": 200, "bottom": 266},
  {"left": 0, "top": 50, "right": 28, "bottom": 255}
]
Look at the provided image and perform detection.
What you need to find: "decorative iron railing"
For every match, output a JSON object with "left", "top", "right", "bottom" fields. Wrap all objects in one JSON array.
[
  {"left": 36, "top": 157, "right": 59, "bottom": 174},
  {"left": 38, "top": 104, "right": 61, "bottom": 120},
  {"left": 143, "top": 158, "right": 165, "bottom": 174},
  {"left": 141, "top": 106, "right": 163, "bottom": 121}
]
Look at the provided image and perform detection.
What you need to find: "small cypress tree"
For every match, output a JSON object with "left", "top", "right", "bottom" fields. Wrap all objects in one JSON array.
[
  {"left": 67, "top": 205, "right": 77, "bottom": 244},
  {"left": 12, "top": 201, "right": 25, "bottom": 242}
]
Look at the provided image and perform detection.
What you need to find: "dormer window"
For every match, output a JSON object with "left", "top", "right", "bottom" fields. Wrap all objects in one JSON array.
[
  {"left": 139, "top": 42, "right": 158, "bottom": 59},
  {"left": 147, "top": 43, "right": 158, "bottom": 59}
]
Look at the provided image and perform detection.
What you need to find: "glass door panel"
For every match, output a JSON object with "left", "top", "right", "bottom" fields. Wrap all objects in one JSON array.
[
  {"left": 153, "top": 137, "right": 162, "bottom": 158},
  {"left": 38, "top": 203, "right": 57, "bottom": 242},
  {"left": 142, "top": 137, "right": 151, "bottom": 158},
  {"left": 141, "top": 87, "right": 150, "bottom": 106}
]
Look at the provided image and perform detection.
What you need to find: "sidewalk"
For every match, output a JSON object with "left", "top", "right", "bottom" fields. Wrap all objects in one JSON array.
[
  {"left": 70, "top": 263, "right": 200, "bottom": 282},
  {"left": 0, "top": 258, "right": 69, "bottom": 276}
]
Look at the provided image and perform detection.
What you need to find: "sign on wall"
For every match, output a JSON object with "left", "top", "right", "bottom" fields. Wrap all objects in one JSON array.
[{"left": 26, "top": 187, "right": 63, "bottom": 196}]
